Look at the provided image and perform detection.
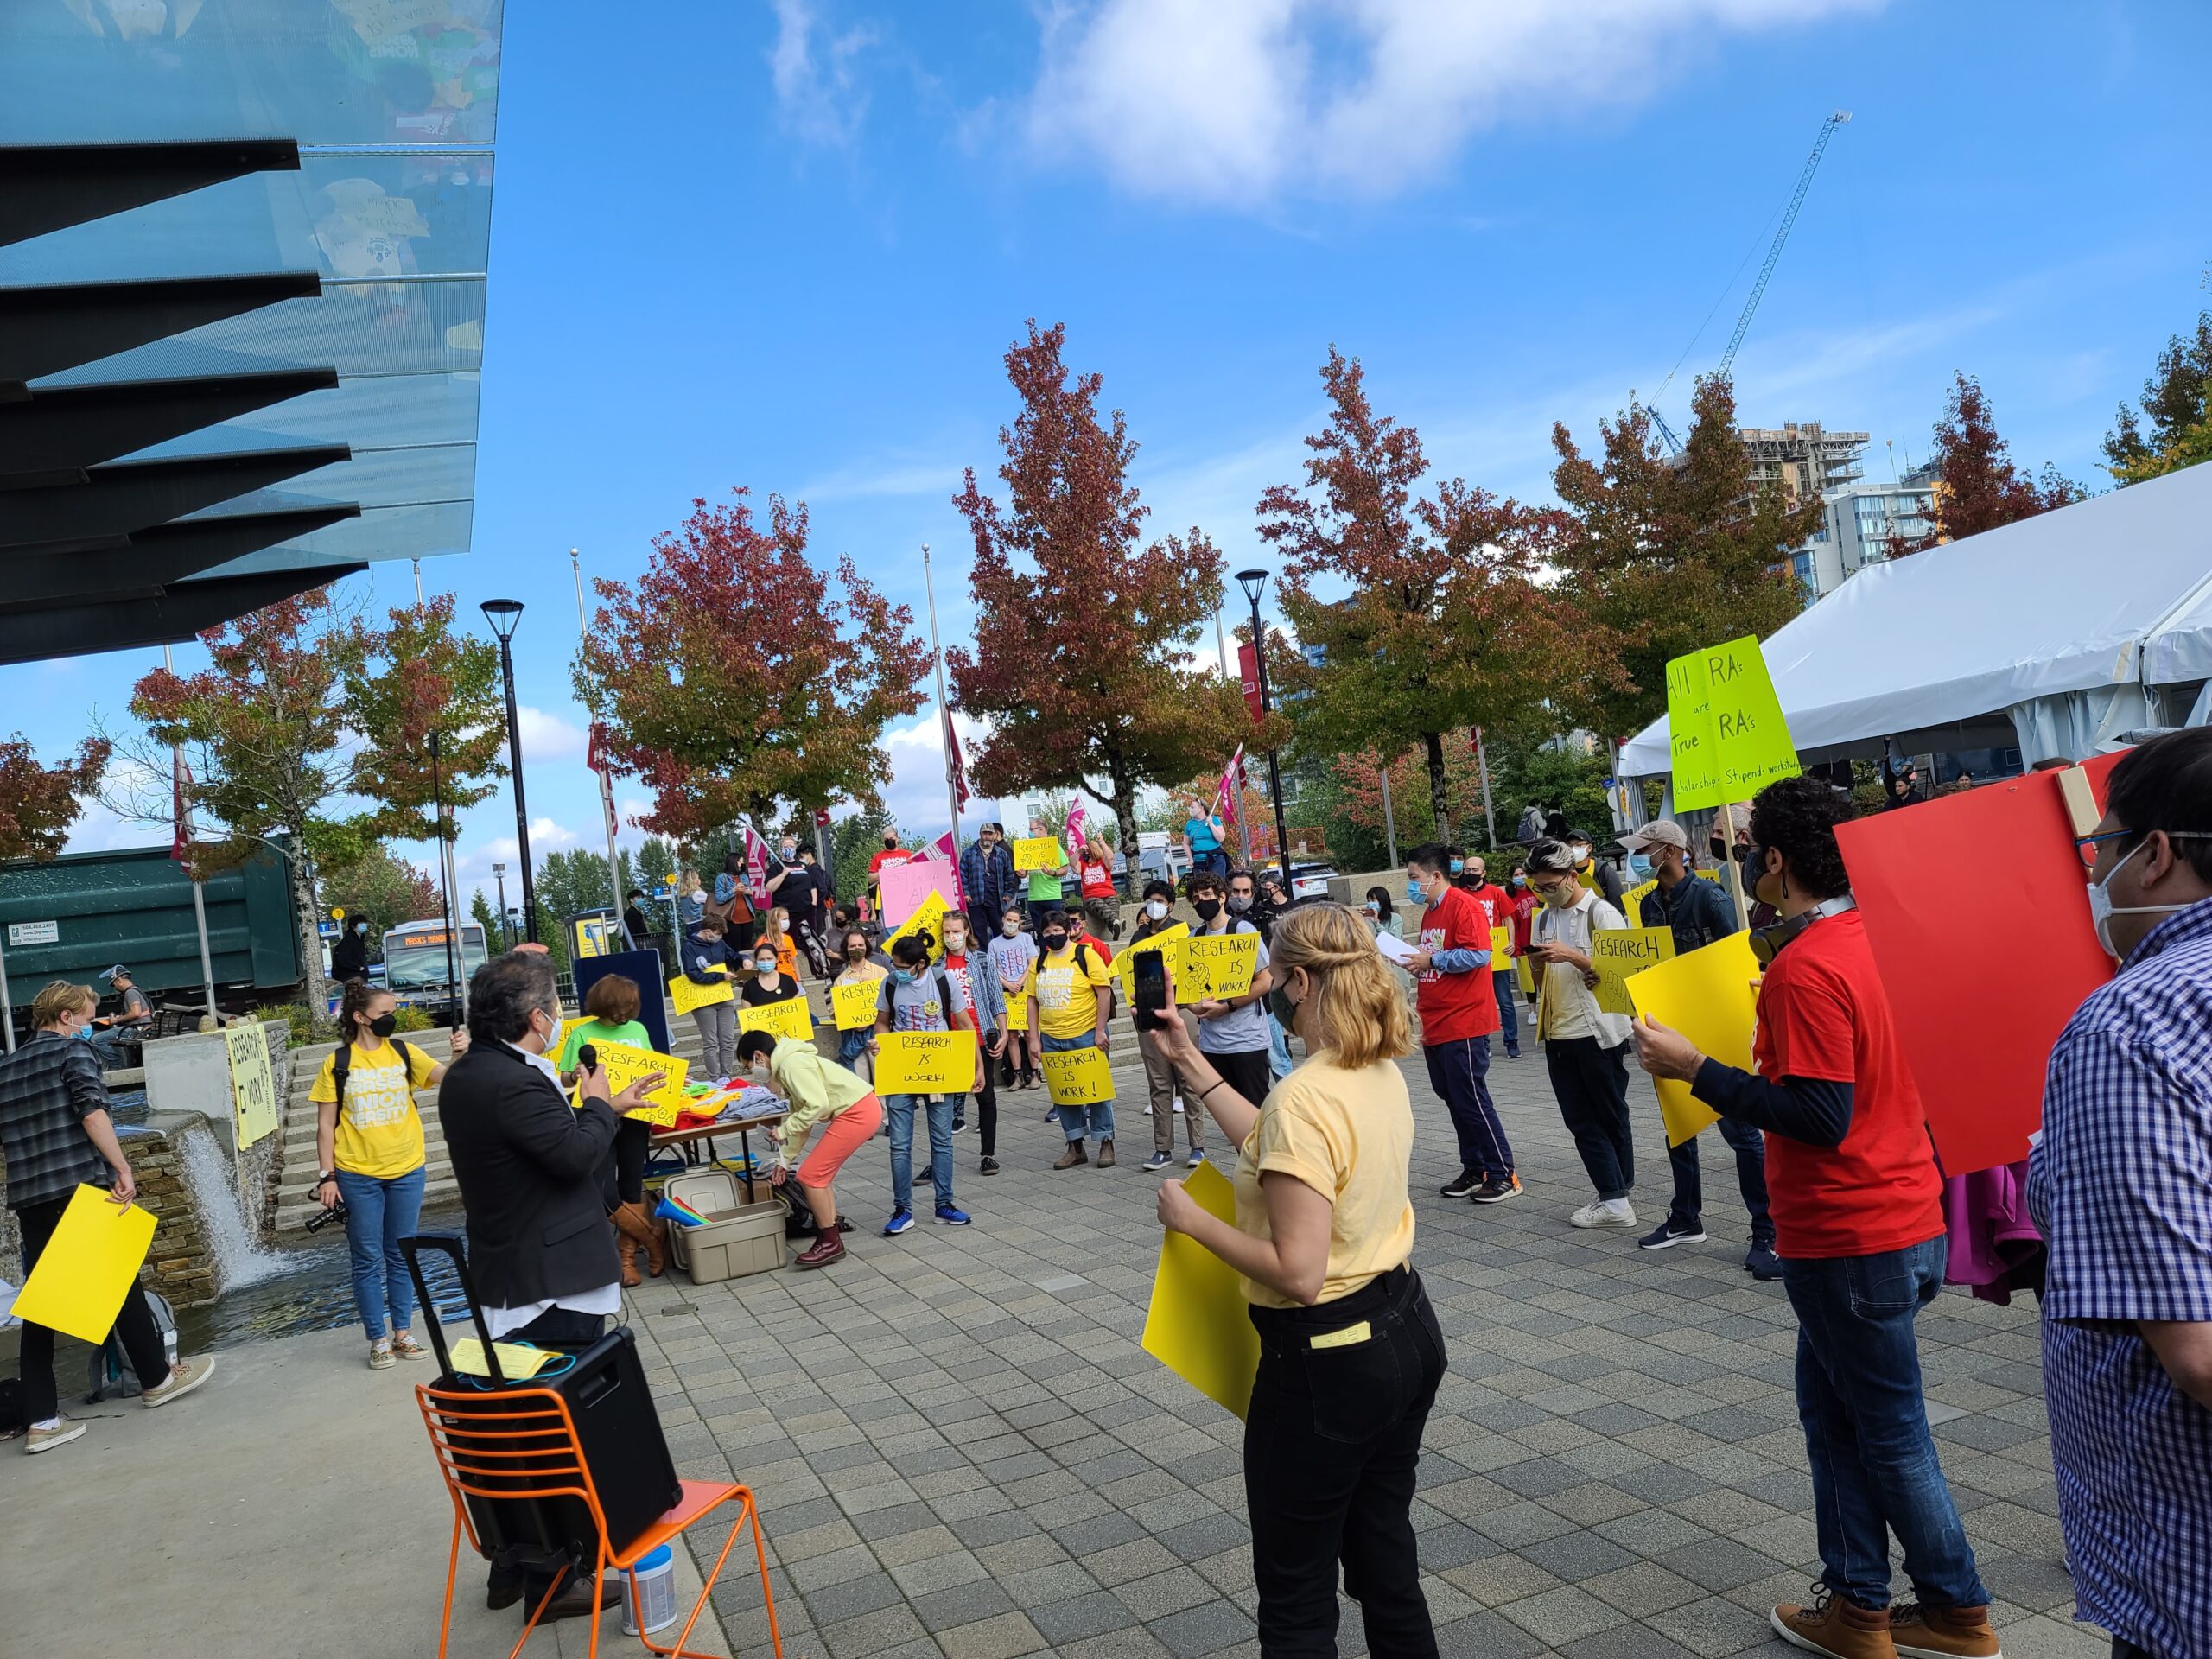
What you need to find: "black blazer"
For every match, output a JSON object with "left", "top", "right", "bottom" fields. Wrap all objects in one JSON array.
[{"left": 437, "top": 1039, "right": 622, "bottom": 1311}]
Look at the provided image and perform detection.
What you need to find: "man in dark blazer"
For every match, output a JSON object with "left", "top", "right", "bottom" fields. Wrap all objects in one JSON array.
[{"left": 437, "top": 948, "right": 662, "bottom": 1622}]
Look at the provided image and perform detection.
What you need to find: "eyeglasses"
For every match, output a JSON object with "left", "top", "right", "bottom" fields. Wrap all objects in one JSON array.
[{"left": 2075, "top": 830, "right": 2134, "bottom": 870}]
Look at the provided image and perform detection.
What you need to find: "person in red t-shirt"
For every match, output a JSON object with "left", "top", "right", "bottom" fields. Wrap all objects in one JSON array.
[
  {"left": 1632, "top": 779, "right": 1995, "bottom": 1659},
  {"left": 866, "top": 832, "right": 912, "bottom": 921},
  {"left": 1455, "top": 852, "right": 1521, "bottom": 1060},
  {"left": 1404, "top": 843, "right": 1517, "bottom": 1204}
]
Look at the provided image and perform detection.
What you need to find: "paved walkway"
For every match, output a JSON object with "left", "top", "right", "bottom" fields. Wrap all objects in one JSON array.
[{"left": 3, "top": 1046, "right": 2094, "bottom": 1659}]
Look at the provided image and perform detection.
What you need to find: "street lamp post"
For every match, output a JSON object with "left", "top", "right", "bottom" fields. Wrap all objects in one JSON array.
[
  {"left": 1235, "top": 569, "right": 1293, "bottom": 878},
  {"left": 492, "top": 861, "right": 509, "bottom": 950},
  {"left": 480, "top": 599, "right": 537, "bottom": 943}
]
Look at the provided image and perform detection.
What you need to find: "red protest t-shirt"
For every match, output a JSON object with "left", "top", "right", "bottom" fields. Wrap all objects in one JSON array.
[
  {"left": 1752, "top": 907, "right": 1944, "bottom": 1259},
  {"left": 1415, "top": 886, "right": 1499, "bottom": 1044}
]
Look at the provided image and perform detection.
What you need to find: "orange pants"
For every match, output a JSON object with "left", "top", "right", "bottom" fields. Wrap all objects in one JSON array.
[{"left": 797, "top": 1093, "right": 883, "bottom": 1188}]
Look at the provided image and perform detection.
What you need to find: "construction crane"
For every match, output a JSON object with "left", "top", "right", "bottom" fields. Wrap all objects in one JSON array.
[{"left": 1642, "top": 110, "right": 1852, "bottom": 453}]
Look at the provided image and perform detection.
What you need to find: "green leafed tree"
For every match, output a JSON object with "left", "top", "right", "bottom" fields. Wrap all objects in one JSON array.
[
  {"left": 320, "top": 844, "right": 442, "bottom": 956},
  {"left": 1550, "top": 374, "right": 1815, "bottom": 741},
  {"left": 2104, "top": 303, "right": 2212, "bottom": 486}
]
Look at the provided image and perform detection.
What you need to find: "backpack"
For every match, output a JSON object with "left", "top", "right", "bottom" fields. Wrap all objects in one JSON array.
[
  {"left": 86, "top": 1288, "right": 176, "bottom": 1402},
  {"left": 329, "top": 1036, "right": 422, "bottom": 1126}
]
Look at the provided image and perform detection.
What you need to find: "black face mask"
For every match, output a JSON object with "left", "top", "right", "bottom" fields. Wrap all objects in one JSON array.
[
  {"left": 1043, "top": 931, "right": 1069, "bottom": 951},
  {"left": 1191, "top": 897, "right": 1222, "bottom": 923},
  {"left": 883, "top": 837, "right": 898, "bottom": 849},
  {"left": 367, "top": 1013, "right": 398, "bottom": 1039}
]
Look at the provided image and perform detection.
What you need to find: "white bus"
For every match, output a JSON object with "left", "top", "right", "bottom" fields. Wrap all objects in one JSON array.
[{"left": 379, "top": 918, "right": 490, "bottom": 1019}]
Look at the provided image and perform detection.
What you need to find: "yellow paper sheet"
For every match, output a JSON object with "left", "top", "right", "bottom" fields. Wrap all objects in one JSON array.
[
  {"left": 1183, "top": 932, "right": 1260, "bottom": 1000},
  {"left": 1590, "top": 927, "right": 1675, "bottom": 1017},
  {"left": 1003, "top": 995, "right": 1028, "bottom": 1033},
  {"left": 1013, "top": 836, "right": 1065, "bottom": 873},
  {"left": 880, "top": 890, "right": 950, "bottom": 963},
  {"left": 10, "top": 1185, "right": 158, "bottom": 1344},
  {"left": 224, "top": 1021, "right": 279, "bottom": 1151},
  {"left": 1140, "top": 1160, "right": 1259, "bottom": 1420},
  {"left": 1489, "top": 924, "right": 1513, "bottom": 959},
  {"left": 572, "top": 1040, "right": 690, "bottom": 1127},
  {"left": 1116, "top": 925, "right": 1188, "bottom": 1001},
  {"left": 874, "top": 1030, "right": 977, "bottom": 1095},
  {"left": 669, "top": 973, "right": 734, "bottom": 1016},
  {"left": 1665, "top": 634, "right": 1802, "bottom": 812},
  {"left": 446, "top": 1338, "right": 561, "bottom": 1379},
  {"left": 1624, "top": 930, "right": 1762, "bottom": 1147},
  {"left": 737, "top": 996, "right": 816, "bottom": 1043},
  {"left": 1039, "top": 1046, "right": 1115, "bottom": 1106},
  {"left": 1516, "top": 954, "right": 1536, "bottom": 996},
  {"left": 832, "top": 980, "right": 883, "bottom": 1031}
]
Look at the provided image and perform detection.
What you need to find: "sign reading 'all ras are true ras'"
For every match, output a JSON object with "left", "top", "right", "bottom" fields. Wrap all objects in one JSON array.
[{"left": 1665, "top": 635, "right": 1801, "bottom": 812}]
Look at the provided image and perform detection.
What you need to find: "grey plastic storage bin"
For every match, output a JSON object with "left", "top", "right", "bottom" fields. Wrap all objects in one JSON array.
[{"left": 662, "top": 1168, "right": 785, "bottom": 1284}]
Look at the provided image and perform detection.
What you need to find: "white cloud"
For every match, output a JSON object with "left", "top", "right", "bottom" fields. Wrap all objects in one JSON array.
[
  {"left": 515, "top": 704, "right": 588, "bottom": 765},
  {"left": 769, "top": 0, "right": 879, "bottom": 148},
  {"left": 1027, "top": 0, "right": 1882, "bottom": 206}
]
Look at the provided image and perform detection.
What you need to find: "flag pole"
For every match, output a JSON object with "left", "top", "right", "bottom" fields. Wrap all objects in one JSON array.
[
  {"left": 922, "top": 543, "right": 964, "bottom": 855},
  {"left": 167, "top": 644, "right": 219, "bottom": 1023},
  {"left": 574, "top": 547, "right": 626, "bottom": 928}
]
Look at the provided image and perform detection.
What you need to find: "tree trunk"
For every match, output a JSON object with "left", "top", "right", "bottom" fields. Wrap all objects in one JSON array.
[
  {"left": 1424, "top": 730, "right": 1453, "bottom": 846},
  {"left": 289, "top": 849, "right": 329, "bottom": 1028},
  {"left": 1105, "top": 743, "right": 1140, "bottom": 905}
]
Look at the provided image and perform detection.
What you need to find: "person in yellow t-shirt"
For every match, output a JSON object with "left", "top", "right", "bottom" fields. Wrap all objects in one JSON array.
[
  {"left": 1149, "top": 902, "right": 1446, "bottom": 1657},
  {"left": 309, "top": 981, "right": 467, "bottom": 1370},
  {"left": 1022, "top": 908, "right": 1116, "bottom": 1168}
]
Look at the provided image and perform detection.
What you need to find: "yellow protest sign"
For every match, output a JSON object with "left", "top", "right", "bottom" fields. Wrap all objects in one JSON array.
[
  {"left": 572, "top": 1040, "right": 690, "bottom": 1127},
  {"left": 9, "top": 1185, "right": 158, "bottom": 1344},
  {"left": 737, "top": 996, "right": 815, "bottom": 1043},
  {"left": 831, "top": 980, "right": 883, "bottom": 1031},
  {"left": 1589, "top": 927, "right": 1675, "bottom": 1017},
  {"left": 1516, "top": 953, "right": 1537, "bottom": 996},
  {"left": 1141, "top": 1160, "right": 1259, "bottom": 1419},
  {"left": 1004, "top": 995, "right": 1028, "bottom": 1032},
  {"left": 1665, "top": 634, "right": 1801, "bottom": 812},
  {"left": 1012, "top": 836, "right": 1065, "bottom": 873},
  {"left": 223, "top": 1020, "right": 279, "bottom": 1151},
  {"left": 1116, "top": 925, "right": 1187, "bottom": 1001},
  {"left": 1184, "top": 932, "right": 1260, "bottom": 1000},
  {"left": 874, "top": 1030, "right": 977, "bottom": 1095},
  {"left": 1621, "top": 878, "right": 1657, "bottom": 924},
  {"left": 880, "top": 890, "right": 950, "bottom": 962},
  {"left": 1623, "top": 930, "right": 1762, "bottom": 1147},
  {"left": 668, "top": 972, "right": 733, "bottom": 1016},
  {"left": 1489, "top": 924, "right": 1513, "bottom": 960},
  {"left": 1039, "top": 1046, "right": 1115, "bottom": 1107}
]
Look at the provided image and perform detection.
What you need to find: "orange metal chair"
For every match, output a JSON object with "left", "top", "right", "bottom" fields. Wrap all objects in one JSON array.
[{"left": 416, "top": 1382, "right": 785, "bottom": 1659}]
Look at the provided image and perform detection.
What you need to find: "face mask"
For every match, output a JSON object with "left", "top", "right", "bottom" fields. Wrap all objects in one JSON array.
[
  {"left": 1405, "top": 880, "right": 1424, "bottom": 905},
  {"left": 1510, "top": 875, "right": 1526, "bottom": 888},
  {"left": 883, "top": 837, "right": 897, "bottom": 849},
  {"left": 845, "top": 944, "right": 867, "bottom": 960},
  {"left": 1192, "top": 898, "right": 1222, "bottom": 924},
  {"left": 892, "top": 966, "right": 917, "bottom": 985},
  {"left": 1627, "top": 855, "right": 1653, "bottom": 880},
  {"left": 1228, "top": 894, "right": 1252, "bottom": 913},
  {"left": 1448, "top": 858, "right": 1464, "bottom": 874},
  {"left": 781, "top": 846, "right": 796, "bottom": 860},
  {"left": 1043, "top": 931, "right": 1068, "bottom": 950},
  {"left": 2086, "top": 836, "right": 2205, "bottom": 957},
  {"left": 1001, "top": 918, "right": 1020, "bottom": 935},
  {"left": 774, "top": 918, "right": 787, "bottom": 932},
  {"left": 944, "top": 937, "right": 966, "bottom": 956},
  {"left": 1569, "top": 845, "right": 1591, "bottom": 866},
  {"left": 755, "top": 958, "right": 777, "bottom": 975},
  {"left": 1538, "top": 882, "right": 1575, "bottom": 908},
  {"left": 1364, "top": 900, "right": 1379, "bottom": 914},
  {"left": 1144, "top": 899, "right": 1168, "bottom": 921},
  {"left": 353, "top": 922, "right": 368, "bottom": 935},
  {"left": 367, "top": 1013, "right": 398, "bottom": 1039}
]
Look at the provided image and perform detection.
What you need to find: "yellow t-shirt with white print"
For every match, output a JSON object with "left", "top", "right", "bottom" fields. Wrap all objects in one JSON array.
[{"left": 310, "top": 1039, "right": 437, "bottom": 1179}]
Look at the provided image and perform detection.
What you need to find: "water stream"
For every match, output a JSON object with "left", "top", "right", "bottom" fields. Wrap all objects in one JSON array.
[{"left": 176, "top": 1124, "right": 290, "bottom": 1293}]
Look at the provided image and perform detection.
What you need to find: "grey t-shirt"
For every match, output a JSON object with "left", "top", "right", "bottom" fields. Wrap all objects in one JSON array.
[
  {"left": 878, "top": 969, "right": 958, "bottom": 1033},
  {"left": 1194, "top": 919, "right": 1271, "bottom": 1055}
]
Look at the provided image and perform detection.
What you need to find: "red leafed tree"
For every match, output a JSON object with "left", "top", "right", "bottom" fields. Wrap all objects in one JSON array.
[
  {"left": 0, "top": 736, "right": 110, "bottom": 861},
  {"left": 577, "top": 489, "right": 931, "bottom": 839},
  {"left": 1260, "top": 346, "right": 1599, "bottom": 844},
  {"left": 1892, "top": 372, "right": 2082, "bottom": 555},
  {"left": 947, "top": 321, "right": 1249, "bottom": 865}
]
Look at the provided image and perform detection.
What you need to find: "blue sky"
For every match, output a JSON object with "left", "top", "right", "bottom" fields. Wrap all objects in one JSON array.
[{"left": 35, "top": 0, "right": 2212, "bottom": 912}]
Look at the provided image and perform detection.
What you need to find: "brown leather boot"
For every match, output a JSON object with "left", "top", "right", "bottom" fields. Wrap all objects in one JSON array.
[
  {"left": 1891, "top": 1602, "right": 2000, "bottom": 1658},
  {"left": 634, "top": 1203, "right": 667, "bottom": 1278},
  {"left": 614, "top": 1225, "right": 642, "bottom": 1289},
  {"left": 1772, "top": 1591, "right": 1897, "bottom": 1658},
  {"left": 611, "top": 1203, "right": 661, "bottom": 1282}
]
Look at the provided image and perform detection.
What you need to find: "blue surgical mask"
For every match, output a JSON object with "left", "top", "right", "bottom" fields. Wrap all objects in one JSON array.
[
  {"left": 1405, "top": 880, "right": 1424, "bottom": 905},
  {"left": 892, "top": 966, "right": 917, "bottom": 985},
  {"left": 1627, "top": 855, "right": 1653, "bottom": 881}
]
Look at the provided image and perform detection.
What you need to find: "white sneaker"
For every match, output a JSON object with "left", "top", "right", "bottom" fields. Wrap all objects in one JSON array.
[
  {"left": 1604, "top": 1198, "right": 1637, "bottom": 1227},
  {"left": 1571, "top": 1199, "right": 1638, "bottom": 1230}
]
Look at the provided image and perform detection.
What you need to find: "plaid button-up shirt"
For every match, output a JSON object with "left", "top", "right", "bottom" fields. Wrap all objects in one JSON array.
[
  {"left": 2030, "top": 894, "right": 2212, "bottom": 1659},
  {"left": 0, "top": 1031, "right": 114, "bottom": 1211}
]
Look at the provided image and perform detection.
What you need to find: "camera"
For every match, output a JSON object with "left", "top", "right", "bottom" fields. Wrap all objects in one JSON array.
[{"left": 304, "top": 1199, "right": 349, "bottom": 1234}]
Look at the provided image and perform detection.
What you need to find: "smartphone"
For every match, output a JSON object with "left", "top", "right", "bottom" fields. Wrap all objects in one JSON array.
[{"left": 1133, "top": 951, "right": 1168, "bottom": 1030}]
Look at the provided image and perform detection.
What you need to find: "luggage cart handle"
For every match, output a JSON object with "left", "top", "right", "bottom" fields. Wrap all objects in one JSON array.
[{"left": 399, "top": 1232, "right": 508, "bottom": 1388}]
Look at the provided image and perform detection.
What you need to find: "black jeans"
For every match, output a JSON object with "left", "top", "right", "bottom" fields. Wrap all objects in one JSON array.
[
  {"left": 1207, "top": 1047, "right": 1274, "bottom": 1117},
  {"left": 602, "top": 1117, "right": 650, "bottom": 1209},
  {"left": 970, "top": 1054, "right": 999, "bottom": 1159},
  {"left": 1544, "top": 1037, "right": 1636, "bottom": 1200},
  {"left": 1245, "top": 1266, "right": 1446, "bottom": 1658},
  {"left": 1665, "top": 1114, "right": 1773, "bottom": 1243},
  {"left": 12, "top": 1193, "right": 171, "bottom": 1424}
]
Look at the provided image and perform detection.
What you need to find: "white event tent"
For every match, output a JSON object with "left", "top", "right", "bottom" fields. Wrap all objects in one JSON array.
[{"left": 1618, "top": 461, "right": 2212, "bottom": 806}]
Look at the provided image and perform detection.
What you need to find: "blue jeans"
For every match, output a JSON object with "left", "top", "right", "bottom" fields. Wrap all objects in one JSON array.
[
  {"left": 333, "top": 1166, "right": 427, "bottom": 1340},
  {"left": 1667, "top": 1114, "right": 1773, "bottom": 1244},
  {"left": 1491, "top": 972, "right": 1520, "bottom": 1055},
  {"left": 88, "top": 1027, "right": 140, "bottom": 1070},
  {"left": 1422, "top": 1035, "right": 1514, "bottom": 1179},
  {"left": 1040, "top": 1031, "right": 1116, "bottom": 1142},
  {"left": 885, "top": 1094, "right": 956, "bottom": 1213},
  {"left": 1782, "top": 1237, "right": 1988, "bottom": 1611}
]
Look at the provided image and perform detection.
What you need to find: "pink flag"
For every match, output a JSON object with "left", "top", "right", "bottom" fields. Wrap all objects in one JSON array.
[
  {"left": 927, "top": 830, "right": 966, "bottom": 906},
  {"left": 742, "top": 825, "right": 771, "bottom": 906},
  {"left": 1211, "top": 746, "right": 1245, "bottom": 827},
  {"left": 1065, "top": 802, "right": 1087, "bottom": 863}
]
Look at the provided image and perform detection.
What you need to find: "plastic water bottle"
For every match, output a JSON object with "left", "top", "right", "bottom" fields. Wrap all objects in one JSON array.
[{"left": 620, "top": 1544, "right": 679, "bottom": 1636}]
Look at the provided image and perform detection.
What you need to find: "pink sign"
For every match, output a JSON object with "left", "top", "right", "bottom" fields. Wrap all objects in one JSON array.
[{"left": 880, "top": 856, "right": 963, "bottom": 927}]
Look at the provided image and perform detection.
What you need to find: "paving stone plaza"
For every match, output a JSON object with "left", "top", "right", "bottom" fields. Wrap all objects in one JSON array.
[{"left": 619, "top": 1053, "right": 2088, "bottom": 1659}]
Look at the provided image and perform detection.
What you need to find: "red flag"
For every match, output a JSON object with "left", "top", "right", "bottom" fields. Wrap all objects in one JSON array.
[
  {"left": 815, "top": 806, "right": 832, "bottom": 829},
  {"left": 169, "top": 751, "right": 191, "bottom": 863},
  {"left": 944, "top": 711, "right": 971, "bottom": 811},
  {"left": 1236, "top": 644, "right": 1264, "bottom": 724}
]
